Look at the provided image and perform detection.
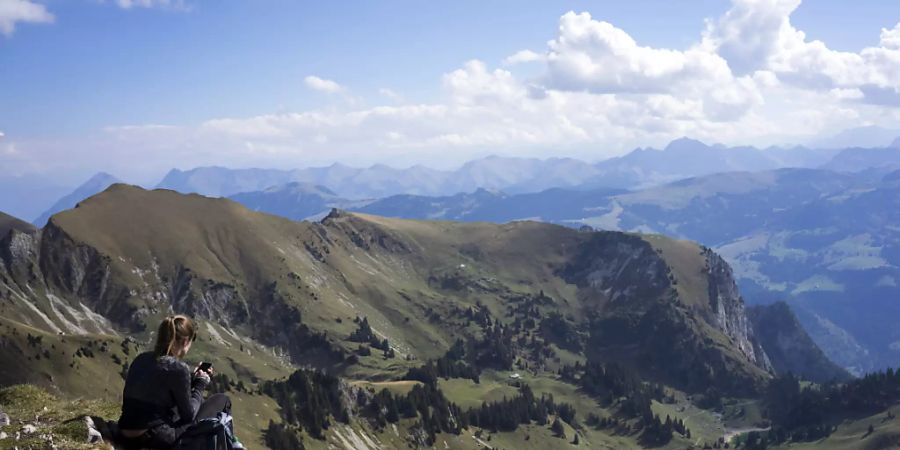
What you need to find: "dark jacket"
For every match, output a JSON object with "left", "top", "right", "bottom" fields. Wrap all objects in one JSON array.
[{"left": 119, "top": 352, "right": 209, "bottom": 430}]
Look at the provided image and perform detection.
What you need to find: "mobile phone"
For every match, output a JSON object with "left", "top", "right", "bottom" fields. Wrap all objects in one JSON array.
[{"left": 198, "top": 362, "right": 212, "bottom": 373}]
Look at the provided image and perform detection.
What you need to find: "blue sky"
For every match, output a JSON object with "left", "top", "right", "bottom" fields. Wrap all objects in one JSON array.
[{"left": 1, "top": 0, "right": 900, "bottom": 186}]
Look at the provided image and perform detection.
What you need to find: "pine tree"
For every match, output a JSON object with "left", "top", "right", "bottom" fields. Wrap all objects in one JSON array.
[{"left": 551, "top": 417, "right": 566, "bottom": 438}]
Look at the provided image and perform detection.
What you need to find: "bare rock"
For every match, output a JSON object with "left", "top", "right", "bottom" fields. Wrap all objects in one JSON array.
[{"left": 85, "top": 416, "right": 103, "bottom": 444}]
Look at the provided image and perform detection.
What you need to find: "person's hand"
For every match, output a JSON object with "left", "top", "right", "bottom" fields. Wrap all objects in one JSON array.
[
  {"left": 192, "top": 365, "right": 211, "bottom": 389},
  {"left": 193, "top": 364, "right": 215, "bottom": 376}
]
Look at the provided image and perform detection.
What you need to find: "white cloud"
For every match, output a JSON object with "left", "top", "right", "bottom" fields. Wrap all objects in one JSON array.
[
  {"left": 0, "top": 0, "right": 53, "bottom": 36},
  {"left": 114, "top": 0, "right": 190, "bottom": 11},
  {"left": 304, "top": 75, "right": 345, "bottom": 94},
  {"left": 503, "top": 49, "right": 544, "bottom": 65},
  {"left": 541, "top": 11, "right": 762, "bottom": 121},
  {"left": 545, "top": 12, "right": 730, "bottom": 93},
  {"left": 701, "top": 0, "right": 802, "bottom": 76},
  {"left": 378, "top": 88, "right": 404, "bottom": 102},
  {"left": 703, "top": 0, "right": 900, "bottom": 100},
  {"left": 882, "top": 24, "right": 900, "bottom": 51}
]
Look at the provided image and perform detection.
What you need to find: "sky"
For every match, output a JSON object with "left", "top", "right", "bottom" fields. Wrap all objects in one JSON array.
[{"left": 1, "top": 0, "right": 900, "bottom": 186}]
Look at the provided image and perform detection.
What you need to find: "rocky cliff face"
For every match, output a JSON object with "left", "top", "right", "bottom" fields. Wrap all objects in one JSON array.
[
  {"left": 0, "top": 185, "right": 775, "bottom": 395},
  {"left": 559, "top": 233, "right": 772, "bottom": 393},
  {"left": 704, "top": 248, "right": 773, "bottom": 372}
]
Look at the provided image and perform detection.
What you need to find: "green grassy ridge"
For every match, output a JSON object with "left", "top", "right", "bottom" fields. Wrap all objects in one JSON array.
[{"left": 22, "top": 184, "right": 770, "bottom": 393}]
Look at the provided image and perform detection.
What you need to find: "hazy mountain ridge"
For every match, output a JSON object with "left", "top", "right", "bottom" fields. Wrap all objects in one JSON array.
[
  {"left": 819, "top": 146, "right": 900, "bottom": 172},
  {"left": 32, "top": 172, "right": 121, "bottom": 227},
  {"left": 156, "top": 157, "right": 605, "bottom": 200},
  {"left": 747, "top": 301, "right": 851, "bottom": 383},
  {"left": 585, "top": 138, "right": 839, "bottom": 189},
  {"left": 227, "top": 182, "right": 360, "bottom": 221},
  {"left": 155, "top": 139, "right": 847, "bottom": 200},
  {"left": 809, "top": 125, "right": 900, "bottom": 150},
  {"left": 27, "top": 138, "right": 889, "bottom": 228}
]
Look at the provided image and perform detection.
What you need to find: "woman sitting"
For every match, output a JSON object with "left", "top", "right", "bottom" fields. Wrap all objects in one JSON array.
[{"left": 117, "top": 314, "right": 240, "bottom": 449}]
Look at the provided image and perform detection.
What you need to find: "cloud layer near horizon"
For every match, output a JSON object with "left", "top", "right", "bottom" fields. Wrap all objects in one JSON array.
[{"left": 3, "top": 0, "right": 900, "bottom": 180}]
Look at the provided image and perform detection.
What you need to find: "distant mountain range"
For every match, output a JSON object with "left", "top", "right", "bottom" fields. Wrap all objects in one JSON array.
[
  {"left": 155, "top": 157, "right": 604, "bottom": 199},
  {"left": 13, "top": 137, "right": 900, "bottom": 226},
  {"left": 820, "top": 146, "right": 900, "bottom": 172},
  {"left": 155, "top": 138, "right": 847, "bottom": 200},
  {"left": 809, "top": 125, "right": 900, "bottom": 149}
]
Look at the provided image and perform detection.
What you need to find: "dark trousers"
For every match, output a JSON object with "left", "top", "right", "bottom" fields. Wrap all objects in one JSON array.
[
  {"left": 121, "top": 394, "right": 232, "bottom": 450},
  {"left": 195, "top": 393, "right": 231, "bottom": 421}
]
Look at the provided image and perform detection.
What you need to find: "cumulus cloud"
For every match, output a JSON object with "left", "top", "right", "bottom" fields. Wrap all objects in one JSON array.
[
  {"left": 0, "top": 0, "right": 53, "bottom": 36},
  {"left": 503, "top": 49, "right": 544, "bottom": 65},
  {"left": 882, "top": 24, "right": 900, "bottom": 51},
  {"left": 703, "top": 0, "right": 900, "bottom": 102},
  {"left": 541, "top": 11, "right": 762, "bottom": 121},
  {"left": 545, "top": 12, "right": 730, "bottom": 93},
  {"left": 304, "top": 75, "right": 346, "bottom": 94},
  {"left": 701, "top": 0, "right": 802, "bottom": 75}
]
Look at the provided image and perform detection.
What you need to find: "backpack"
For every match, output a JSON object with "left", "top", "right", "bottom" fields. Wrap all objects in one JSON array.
[{"left": 175, "top": 412, "right": 242, "bottom": 450}]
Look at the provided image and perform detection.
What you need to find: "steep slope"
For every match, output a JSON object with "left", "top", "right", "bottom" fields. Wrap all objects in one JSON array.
[
  {"left": 32, "top": 172, "right": 121, "bottom": 227},
  {"left": 0, "top": 184, "right": 772, "bottom": 396},
  {"left": 747, "top": 302, "right": 851, "bottom": 383}
]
